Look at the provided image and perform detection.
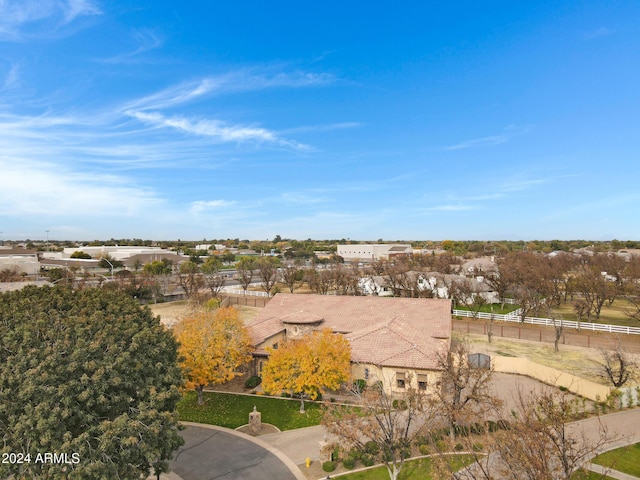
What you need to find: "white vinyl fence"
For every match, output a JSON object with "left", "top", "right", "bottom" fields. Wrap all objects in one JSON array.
[{"left": 453, "top": 309, "right": 640, "bottom": 335}]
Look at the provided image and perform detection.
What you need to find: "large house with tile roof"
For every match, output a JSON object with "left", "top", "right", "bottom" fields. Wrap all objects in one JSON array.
[{"left": 247, "top": 293, "right": 452, "bottom": 395}]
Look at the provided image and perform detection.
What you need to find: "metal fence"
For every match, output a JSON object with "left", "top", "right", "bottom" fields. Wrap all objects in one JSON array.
[
  {"left": 452, "top": 309, "right": 640, "bottom": 335},
  {"left": 221, "top": 287, "right": 270, "bottom": 297}
]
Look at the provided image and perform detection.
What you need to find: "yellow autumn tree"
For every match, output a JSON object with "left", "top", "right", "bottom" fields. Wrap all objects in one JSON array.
[
  {"left": 262, "top": 328, "right": 351, "bottom": 412},
  {"left": 174, "top": 306, "right": 252, "bottom": 405}
]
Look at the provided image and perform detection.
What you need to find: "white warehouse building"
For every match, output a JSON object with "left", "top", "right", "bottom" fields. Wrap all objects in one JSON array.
[{"left": 336, "top": 244, "right": 412, "bottom": 263}]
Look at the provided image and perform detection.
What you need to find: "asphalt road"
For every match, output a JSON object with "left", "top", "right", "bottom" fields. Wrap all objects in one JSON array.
[{"left": 170, "top": 425, "right": 299, "bottom": 480}]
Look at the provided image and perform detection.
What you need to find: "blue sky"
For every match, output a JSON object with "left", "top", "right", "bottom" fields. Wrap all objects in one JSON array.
[{"left": 1, "top": 1, "right": 639, "bottom": 241}]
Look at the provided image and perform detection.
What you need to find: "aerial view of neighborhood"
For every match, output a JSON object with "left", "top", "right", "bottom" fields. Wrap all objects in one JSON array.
[{"left": 1, "top": 1, "right": 640, "bottom": 480}]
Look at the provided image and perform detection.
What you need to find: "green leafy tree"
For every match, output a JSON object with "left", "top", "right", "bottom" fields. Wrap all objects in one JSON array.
[
  {"left": 0, "top": 286, "right": 184, "bottom": 480},
  {"left": 70, "top": 250, "right": 92, "bottom": 259},
  {"left": 98, "top": 254, "right": 123, "bottom": 269}
]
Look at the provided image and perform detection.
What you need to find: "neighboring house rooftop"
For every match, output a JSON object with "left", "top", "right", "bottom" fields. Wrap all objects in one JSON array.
[{"left": 248, "top": 293, "right": 451, "bottom": 370}]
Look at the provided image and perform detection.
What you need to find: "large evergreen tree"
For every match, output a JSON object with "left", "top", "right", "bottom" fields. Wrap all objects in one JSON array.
[{"left": 0, "top": 286, "right": 184, "bottom": 480}]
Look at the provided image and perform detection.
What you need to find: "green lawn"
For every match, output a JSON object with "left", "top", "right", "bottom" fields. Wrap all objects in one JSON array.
[
  {"left": 591, "top": 442, "right": 640, "bottom": 477},
  {"left": 571, "top": 469, "right": 616, "bottom": 480},
  {"left": 336, "top": 455, "right": 475, "bottom": 480},
  {"left": 177, "top": 391, "right": 323, "bottom": 430},
  {"left": 453, "top": 303, "right": 520, "bottom": 315}
]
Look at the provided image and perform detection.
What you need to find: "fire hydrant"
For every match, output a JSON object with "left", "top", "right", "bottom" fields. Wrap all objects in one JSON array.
[{"left": 305, "top": 457, "right": 311, "bottom": 468}]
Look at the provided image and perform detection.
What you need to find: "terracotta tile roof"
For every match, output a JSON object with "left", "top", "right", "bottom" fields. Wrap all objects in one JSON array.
[{"left": 248, "top": 293, "right": 452, "bottom": 370}]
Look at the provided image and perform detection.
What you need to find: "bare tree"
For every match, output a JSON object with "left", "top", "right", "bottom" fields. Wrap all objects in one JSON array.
[
  {"left": 201, "top": 256, "right": 226, "bottom": 297},
  {"left": 177, "top": 260, "right": 203, "bottom": 300},
  {"left": 598, "top": 340, "right": 637, "bottom": 388},
  {"left": 553, "top": 316, "right": 564, "bottom": 353},
  {"left": 280, "top": 265, "right": 304, "bottom": 293},
  {"left": 235, "top": 257, "right": 255, "bottom": 295},
  {"left": 434, "top": 340, "right": 498, "bottom": 441},
  {"left": 434, "top": 388, "right": 612, "bottom": 480},
  {"left": 256, "top": 256, "right": 280, "bottom": 296},
  {"left": 324, "top": 379, "right": 434, "bottom": 480}
]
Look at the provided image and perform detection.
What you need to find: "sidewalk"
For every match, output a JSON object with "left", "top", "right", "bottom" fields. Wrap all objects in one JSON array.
[
  {"left": 260, "top": 424, "right": 327, "bottom": 465},
  {"left": 585, "top": 462, "right": 640, "bottom": 480}
]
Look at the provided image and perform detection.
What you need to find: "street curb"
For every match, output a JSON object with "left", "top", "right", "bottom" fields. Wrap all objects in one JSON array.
[{"left": 180, "top": 422, "right": 307, "bottom": 480}]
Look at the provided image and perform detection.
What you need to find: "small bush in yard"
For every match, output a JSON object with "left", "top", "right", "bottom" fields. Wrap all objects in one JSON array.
[
  {"left": 322, "top": 461, "right": 336, "bottom": 472},
  {"left": 362, "top": 455, "right": 375, "bottom": 467},
  {"left": 343, "top": 457, "right": 355, "bottom": 469},
  {"left": 244, "top": 375, "right": 262, "bottom": 389}
]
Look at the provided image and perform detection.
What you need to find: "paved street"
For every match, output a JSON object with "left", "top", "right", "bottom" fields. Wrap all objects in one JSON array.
[{"left": 170, "top": 423, "right": 305, "bottom": 480}]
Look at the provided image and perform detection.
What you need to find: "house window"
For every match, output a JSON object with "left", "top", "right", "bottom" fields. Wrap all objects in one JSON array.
[
  {"left": 418, "top": 374, "right": 428, "bottom": 391},
  {"left": 272, "top": 342, "right": 278, "bottom": 350},
  {"left": 396, "top": 372, "right": 406, "bottom": 389},
  {"left": 364, "top": 367, "right": 370, "bottom": 380}
]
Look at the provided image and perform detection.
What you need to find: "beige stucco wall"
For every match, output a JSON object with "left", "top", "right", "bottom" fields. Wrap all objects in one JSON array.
[
  {"left": 492, "top": 356, "right": 612, "bottom": 401},
  {"left": 351, "top": 363, "right": 441, "bottom": 396}
]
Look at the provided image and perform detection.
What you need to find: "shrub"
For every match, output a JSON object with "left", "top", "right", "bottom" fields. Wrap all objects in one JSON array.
[
  {"left": 353, "top": 378, "right": 367, "bottom": 392},
  {"left": 365, "top": 441, "right": 380, "bottom": 455},
  {"left": 343, "top": 457, "right": 355, "bottom": 469},
  {"left": 472, "top": 443, "right": 483, "bottom": 452},
  {"left": 348, "top": 449, "right": 361, "bottom": 461},
  {"left": 204, "top": 298, "right": 221, "bottom": 310},
  {"left": 362, "top": 454, "right": 375, "bottom": 467},
  {"left": 418, "top": 444, "right": 430, "bottom": 455},
  {"left": 330, "top": 397, "right": 336, "bottom": 403},
  {"left": 322, "top": 461, "right": 336, "bottom": 472},
  {"left": 244, "top": 375, "right": 262, "bottom": 389},
  {"left": 435, "top": 440, "right": 447, "bottom": 452},
  {"left": 454, "top": 443, "right": 464, "bottom": 451},
  {"left": 470, "top": 423, "right": 485, "bottom": 435},
  {"left": 392, "top": 399, "right": 408, "bottom": 410}
]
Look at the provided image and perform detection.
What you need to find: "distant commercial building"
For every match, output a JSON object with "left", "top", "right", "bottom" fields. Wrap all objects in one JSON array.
[
  {"left": 0, "top": 254, "right": 40, "bottom": 276},
  {"left": 60, "top": 246, "right": 175, "bottom": 262},
  {"left": 336, "top": 244, "right": 412, "bottom": 262}
]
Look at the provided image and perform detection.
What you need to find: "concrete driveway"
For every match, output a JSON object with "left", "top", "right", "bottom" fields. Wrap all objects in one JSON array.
[{"left": 171, "top": 423, "right": 305, "bottom": 480}]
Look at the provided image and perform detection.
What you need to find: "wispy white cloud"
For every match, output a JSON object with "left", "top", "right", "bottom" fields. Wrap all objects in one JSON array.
[
  {"left": 126, "top": 110, "right": 311, "bottom": 150},
  {"left": 98, "top": 28, "right": 163, "bottom": 64},
  {"left": 420, "top": 204, "right": 477, "bottom": 213},
  {"left": 279, "top": 192, "right": 327, "bottom": 205},
  {"left": 123, "top": 69, "right": 336, "bottom": 111},
  {"left": 442, "top": 134, "right": 508, "bottom": 151},
  {"left": 0, "top": 0, "right": 101, "bottom": 41},
  {"left": 0, "top": 158, "right": 161, "bottom": 216},
  {"left": 1, "top": 62, "right": 20, "bottom": 90},
  {"left": 584, "top": 27, "right": 612, "bottom": 40},
  {"left": 280, "top": 122, "right": 363, "bottom": 134},
  {"left": 63, "top": 0, "right": 101, "bottom": 23},
  {"left": 442, "top": 125, "right": 531, "bottom": 151},
  {"left": 190, "top": 200, "right": 237, "bottom": 215}
]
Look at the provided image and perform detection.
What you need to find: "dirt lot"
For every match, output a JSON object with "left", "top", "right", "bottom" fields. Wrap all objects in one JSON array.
[
  {"left": 463, "top": 331, "right": 640, "bottom": 384},
  {"left": 149, "top": 301, "right": 261, "bottom": 327}
]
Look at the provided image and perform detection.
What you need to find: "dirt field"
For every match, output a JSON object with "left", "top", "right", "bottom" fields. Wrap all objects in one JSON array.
[
  {"left": 149, "top": 301, "right": 261, "bottom": 327},
  {"left": 463, "top": 331, "right": 640, "bottom": 384}
]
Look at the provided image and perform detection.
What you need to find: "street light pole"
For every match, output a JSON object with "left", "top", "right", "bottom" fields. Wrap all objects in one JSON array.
[{"left": 103, "top": 258, "right": 114, "bottom": 281}]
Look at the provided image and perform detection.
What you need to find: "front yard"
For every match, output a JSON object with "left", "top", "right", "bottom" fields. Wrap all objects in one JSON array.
[{"left": 177, "top": 390, "right": 323, "bottom": 430}]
